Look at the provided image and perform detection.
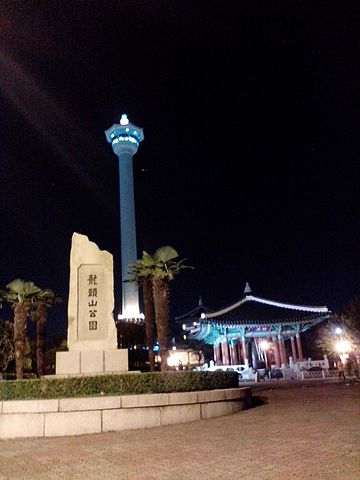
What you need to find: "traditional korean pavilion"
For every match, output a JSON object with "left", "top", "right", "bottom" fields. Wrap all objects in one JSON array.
[
  {"left": 175, "top": 296, "right": 213, "bottom": 326},
  {"left": 179, "top": 283, "right": 332, "bottom": 369}
]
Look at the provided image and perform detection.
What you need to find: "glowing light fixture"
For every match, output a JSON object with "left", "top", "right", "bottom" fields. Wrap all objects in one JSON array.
[
  {"left": 120, "top": 113, "right": 129, "bottom": 125},
  {"left": 259, "top": 339, "right": 270, "bottom": 369},
  {"left": 167, "top": 351, "right": 190, "bottom": 368},
  {"left": 118, "top": 307, "right": 144, "bottom": 322},
  {"left": 260, "top": 340, "right": 270, "bottom": 351},
  {"left": 335, "top": 340, "right": 351, "bottom": 354}
]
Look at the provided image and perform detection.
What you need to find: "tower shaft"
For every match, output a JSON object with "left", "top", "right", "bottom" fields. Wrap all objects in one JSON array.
[
  {"left": 105, "top": 114, "right": 144, "bottom": 321},
  {"left": 118, "top": 150, "right": 139, "bottom": 317}
]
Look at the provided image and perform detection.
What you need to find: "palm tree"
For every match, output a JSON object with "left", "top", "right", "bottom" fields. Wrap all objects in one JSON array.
[
  {"left": 148, "top": 246, "right": 192, "bottom": 371},
  {"left": 31, "top": 289, "right": 61, "bottom": 377},
  {"left": 128, "top": 252, "right": 157, "bottom": 371},
  {"left": 129, "top": 246, "right": 192, "bottom": 372},
  {"left": 0, "top": 279, "right": 41, "bottom": 379}
]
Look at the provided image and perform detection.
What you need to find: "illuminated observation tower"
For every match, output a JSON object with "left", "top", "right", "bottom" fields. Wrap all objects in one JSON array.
[{"left": 105, "top": 114, "right": 144, "bottom": 322}]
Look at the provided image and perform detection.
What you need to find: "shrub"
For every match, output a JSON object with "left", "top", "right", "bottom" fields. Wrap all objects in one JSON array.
[{"left": 0, "top": 370, "right": 238, "bottom": 401}]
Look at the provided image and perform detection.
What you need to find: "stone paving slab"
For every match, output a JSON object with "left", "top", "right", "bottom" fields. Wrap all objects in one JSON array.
[{"left": 0, "top": 380, "right": 359, "bottom": 479}]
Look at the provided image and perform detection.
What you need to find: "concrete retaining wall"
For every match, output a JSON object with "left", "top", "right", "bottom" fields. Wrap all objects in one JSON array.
[{"left": 0, "top": 387, "right": 251, "bottom": 439}]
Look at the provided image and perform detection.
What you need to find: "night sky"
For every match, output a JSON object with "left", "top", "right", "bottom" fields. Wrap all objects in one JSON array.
[{"left": 1, "top": 1, "right": 360, "bottom": 340}]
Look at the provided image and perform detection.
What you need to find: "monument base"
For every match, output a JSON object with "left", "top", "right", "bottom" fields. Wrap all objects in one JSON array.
[{"left": 55, "top": 349, "right": 129, "bottom": 376}]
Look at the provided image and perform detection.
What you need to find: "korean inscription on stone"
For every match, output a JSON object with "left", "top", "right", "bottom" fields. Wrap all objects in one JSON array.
[{"left": 78, "top": 264, "right": 108, "bottom": 341}]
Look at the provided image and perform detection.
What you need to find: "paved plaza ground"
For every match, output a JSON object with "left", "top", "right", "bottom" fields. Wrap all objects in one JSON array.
[{"left": 0, "top": 379, "right": 359, "bottom": 480}]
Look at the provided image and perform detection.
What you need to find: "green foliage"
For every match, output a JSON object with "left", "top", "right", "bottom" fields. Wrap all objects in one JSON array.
[
  {"left": 0, "top": 321, "right": 14, "bottom": 373},
  {"left": 128, "top": 246, "right": 193, "bottom": 282},
  {"left": 0, "top": 279, "right": 42, "bottom": 304},
  {"left": 341, "top": 296, "right": 360, "bottom": 346},
  {"left": 185, "top": 338, "right": 213, "bottom": 363},
  {"left": 0, "top": 321, "right": 32, "bottom": 374},
  {"left": 128, "top": 246, "right": 193, "bottom": 372},
  {"left": 316, "top": 302, "right": 360, "bottom": 355},
  {"left": 152, "top": 246, "right": 193, "bottom": 281},
  {"left": 29, "top": 289, "right": 62, "bottom": 322},
  {"left": 0, "top": 370, "right": 238, "bottom": 401},
  {"left": 0, "top": 279, "right": 61, "bottom": 378}
]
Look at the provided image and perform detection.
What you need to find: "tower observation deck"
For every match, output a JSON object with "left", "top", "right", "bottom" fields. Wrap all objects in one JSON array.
[{"left": 105, "top": 114, "right": 144, "bottom": 322}]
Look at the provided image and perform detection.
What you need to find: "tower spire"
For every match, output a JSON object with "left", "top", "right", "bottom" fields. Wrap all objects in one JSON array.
[{"left": 244, "top": 282, "right": 252, "bottom": 294}]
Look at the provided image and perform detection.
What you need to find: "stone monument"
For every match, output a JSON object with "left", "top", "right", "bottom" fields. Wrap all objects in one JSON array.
[{"left": 56, "top": 233, "right": 128, "bottom": 375}]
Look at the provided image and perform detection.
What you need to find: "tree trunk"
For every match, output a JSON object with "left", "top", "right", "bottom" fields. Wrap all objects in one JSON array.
[
  {"left": 142, "top": 277, "right": 156, "bottom": 372},
  {"left": 36, "top": 302, "right": 47, "bottom": 377},
  {"left": 13, "top": 302, "right": 29, "bottom": 379},
  {"left": 152, "top": 277, "right": 170, "bottom": 371}
]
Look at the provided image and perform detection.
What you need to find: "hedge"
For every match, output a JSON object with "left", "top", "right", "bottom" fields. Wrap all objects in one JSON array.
[{"left": 0, "top": 370, "right": 239, "bottom": 401}]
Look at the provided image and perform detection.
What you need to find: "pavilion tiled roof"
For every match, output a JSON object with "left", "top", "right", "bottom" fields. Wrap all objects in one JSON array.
[
  {"left": 182, "top": 285, "right": 332, "bottom": 344},
  {"left": 202, "top": 294, "right": 331, "bottom": 327},
  {"left": 175, "top": 296, "right": 213, "bottom": 322}
]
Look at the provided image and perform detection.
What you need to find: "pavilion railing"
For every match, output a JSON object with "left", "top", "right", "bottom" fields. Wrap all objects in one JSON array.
[{"left": 300, "top": 369, "right": 339, "bottom": 380}]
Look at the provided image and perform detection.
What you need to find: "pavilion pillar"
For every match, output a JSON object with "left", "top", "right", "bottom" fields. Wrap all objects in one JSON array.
[
  {"left": 231, "top": 340, "right": 239, "bottom": 365},
  {"left": 290, "top": 336, "right": 297, "bottom": 362},
  {"left": 228, "top": 341, "right": 233, "bottom": 365},
  {"left": 221, "top": 339, "right": 230, "bottom": 365},
  {"left": 296, "top": 333, "right": 304, "bottom": 361},
  {"left": 272, "top": 336, "right": 281, "bottom": 368},
  {"left": 281, "top": 337, "right": 288, "bottom": 366},
  {"left": 213, "top": 342, "right": 221, "bottom": 366},
  {"left": 236, "top": 341, "right": 243, "bottom": 364},
  {"left": 241, "top": 336, "right": 248, "bottom": 367},
  {"left": 278, "top": 334, "right": 286, "bottom": 367}
]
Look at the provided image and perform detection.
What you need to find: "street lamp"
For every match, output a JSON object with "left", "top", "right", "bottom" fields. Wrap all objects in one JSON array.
[
  {"left": 259, "top": 340, "right": 270, "bottom": 369},
  {"left": 335, "top": 339, "right": 351, "bottom": 363},
  {"left": 334, "top": 327, "right": 351, "bottom": 363}
]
